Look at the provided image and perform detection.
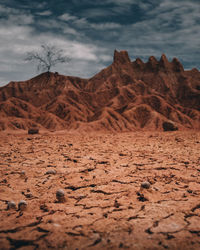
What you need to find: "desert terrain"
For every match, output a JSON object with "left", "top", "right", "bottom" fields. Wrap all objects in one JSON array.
[
  {"left": 0, "top": 50, "right": 200, "bottom": 132},
  {"left": 0, "top": 50, "right": 200, "bottom": 249},
  {"left": 0, "top": 130, "right": 200, "bottom": 249}
]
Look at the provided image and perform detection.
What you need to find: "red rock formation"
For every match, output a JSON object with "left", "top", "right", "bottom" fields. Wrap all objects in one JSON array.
[{"left": 0, "top": 50, "right": 199, "bottom": 131}]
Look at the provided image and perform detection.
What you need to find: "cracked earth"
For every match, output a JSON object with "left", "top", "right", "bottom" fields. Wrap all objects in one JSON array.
[{"left": 0, "top": 131, "right": 200, "bottom": 249}]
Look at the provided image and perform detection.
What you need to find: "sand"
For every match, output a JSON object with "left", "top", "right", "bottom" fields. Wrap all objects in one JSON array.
[{"left": 0, "top": 130, "right": 200, "bottom": 249}]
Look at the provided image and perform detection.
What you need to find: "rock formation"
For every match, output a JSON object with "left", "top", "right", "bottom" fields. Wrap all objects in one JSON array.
[{"left": 0, "top": 50, "right": 199, "bottom": 131}]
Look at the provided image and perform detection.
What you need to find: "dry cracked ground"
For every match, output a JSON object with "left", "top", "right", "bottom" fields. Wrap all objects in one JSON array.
[{"left": 0, "top": 130, "right": 200, "bottom": 250}]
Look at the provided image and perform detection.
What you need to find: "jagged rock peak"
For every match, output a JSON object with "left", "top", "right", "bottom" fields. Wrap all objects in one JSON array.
[
  {"left": 113, "top": 50, "right": 131, "bottom": 65},
  {"left": 159, "top": 54, "right": 171, "bottom": 70},
  {"left": 132, "top": 58, "right": 145, "bottom": 71},
  {"left": 148, "top": 56, "right": 158, "bottom": 64},
  {"left": 160, "top": 54, "right": 169, "bottom": 63},
  {"left": 171, "top": 58, "right": 184, "bottom": 72},
  {"left": 135, "top": 58, "right": 144, "bottom": 65},
  {"left": 146, "top": 56, "right": 159, "bottom": 70}
]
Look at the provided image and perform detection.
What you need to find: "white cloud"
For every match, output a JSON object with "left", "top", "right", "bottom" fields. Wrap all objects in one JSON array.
[
  {"left": 90, "top": 22, "right": 121, "bottom": 30},
  {"left": 37, "top": 19, "right": 62, "bottom": 29},
  {"left": 72, "top": 17, "right": 88, "bottom": 27},
  {"left": 63, "top": 27, "right": 78, "bottom": 35},
  {"left": 58, "top": 13, "right": 77, "bottom": 22},
  {"left": 36, "top": 10, "right": 52, "bottom": 16},
  {"left": 0, "top": 5, "right": 34, "bottom": 25},
  {"left": 105, "top": 0, "right": 137, "bottom": 5},
  {"left": 37, "top": 2, "right": 48, "bottom": 9},
  {"left": 79, "top": 8, "right": 115, "bottom": 19},
  {"left": 58, "top": 12, "right": 121, "bottom": 31}
]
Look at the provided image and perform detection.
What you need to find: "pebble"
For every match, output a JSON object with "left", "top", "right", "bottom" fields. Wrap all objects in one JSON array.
[
  {"left": 7, "top": 201, "right": 17, "bottom": 210},
  {"left": 18, "top": 200, "right": 27, "bottom": 211},
  {"left": 56, "top": 189, "right": 66, "bottom": 203},
  {"left": 45, "top": 169, "right": 57, "bottom": 175},
  {"left": 141, "top": 181, "right": 151, "bottom": 189}
]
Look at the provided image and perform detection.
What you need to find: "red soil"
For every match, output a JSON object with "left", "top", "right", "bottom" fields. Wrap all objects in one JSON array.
[{"left": 0, "top": 131, "right": 200, "bottom": 249}]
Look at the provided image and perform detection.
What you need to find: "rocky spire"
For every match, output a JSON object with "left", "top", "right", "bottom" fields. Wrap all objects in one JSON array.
[
  {"left": 135, "top": 58, "right": 144, "bottom": 65},
  {"left": 146, "top": 56, "right": 159, "bottom": 71},
  {"left": 159, "top": 54, "right": 171, "bottom": 71},
  {"left": 132, "top": 58, "right": 145, "bottom": 70},
  {"left": 113, "top": 50, "right": 131, "bottom": 65},
  {"left": 171, "top": 58, "right": 184, "bottom": 72}
]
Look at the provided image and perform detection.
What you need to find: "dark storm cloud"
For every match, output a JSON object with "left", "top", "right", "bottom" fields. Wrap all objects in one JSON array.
[{"left": 0, "top": 0, "right": 200, "bottom": 85}]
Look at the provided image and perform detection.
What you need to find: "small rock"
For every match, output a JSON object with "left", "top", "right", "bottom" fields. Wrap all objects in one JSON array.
[
  {"left": 47, "top": 164, "right": 56, "bottom": 168},
  {"left": 141, "top": 181, "right": 151, "bottom": 189},
  {"left": 18, "top": 200, "right": 27, "bottom": 211},
  {"left": 137, "top": 192, "right": 149, "bottom": 202},
  {"left": 25, "top": 193, "right": 33, "bottom": 198},
  {"left": 28, "top": 128, "right": 39, "bottom": 135},
  {"left": 56, "top": 189, "right": 66, "bottom": 203},
  {"left": 7, "top": 201, "right": 17, "bottom": 210},
  {"left": 114, "top": 200, "right": 121, "bottom": 208},
  {"left": 1, "top": 179, "right": 7, "bottom": 183},
  {"left": 40, "top": 204, "right": 49, "bottom": 212},
  {"left": 162, "top": 122, "right": 178, "bottom": 131},
  {"left": 45, "top": 170, "right": 57, "bottom": 175}
]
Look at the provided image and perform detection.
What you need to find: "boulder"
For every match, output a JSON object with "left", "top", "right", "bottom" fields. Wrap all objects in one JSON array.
[{"left": 162, "top": 122, "right": 178, "bottom": 131}]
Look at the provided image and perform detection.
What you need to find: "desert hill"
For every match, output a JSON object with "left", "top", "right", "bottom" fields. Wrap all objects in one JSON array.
[{"left": 0, "top": 50, "right": 200, "bottom": 131}]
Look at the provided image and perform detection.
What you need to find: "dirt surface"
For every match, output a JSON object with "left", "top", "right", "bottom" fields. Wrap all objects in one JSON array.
[{"left": 0, "top": 131, "right": 200, "bottom": 249}]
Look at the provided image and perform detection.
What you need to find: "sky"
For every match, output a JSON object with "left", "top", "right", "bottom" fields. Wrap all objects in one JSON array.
[{"left": 0, "top": 0, "right": 200, "bottom": 86}]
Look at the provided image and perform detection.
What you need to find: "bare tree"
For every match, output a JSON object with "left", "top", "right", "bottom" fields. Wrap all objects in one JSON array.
[{"left": 25, "top": 44, "right": 70, "bottom": 73}]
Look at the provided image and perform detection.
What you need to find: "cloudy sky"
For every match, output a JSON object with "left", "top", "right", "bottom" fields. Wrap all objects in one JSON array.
[{"left": 0, "top": 0, "right": 200, "bottom": 86}]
